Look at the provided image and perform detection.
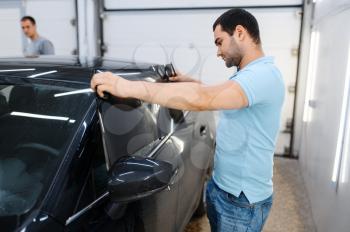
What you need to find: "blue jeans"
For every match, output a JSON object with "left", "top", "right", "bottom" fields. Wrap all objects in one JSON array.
[{"left": 206, "top": 179, "right": 273, "bottom": 232}]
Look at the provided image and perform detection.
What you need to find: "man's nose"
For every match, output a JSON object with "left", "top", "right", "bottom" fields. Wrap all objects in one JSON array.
[{"left": 217, "top": 49, "right": 222, "bottom": 57}]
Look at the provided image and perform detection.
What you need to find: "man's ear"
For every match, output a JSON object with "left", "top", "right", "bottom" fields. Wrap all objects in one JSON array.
[{"left": 234, "top": 25, "right": 246, "bottom": 41}]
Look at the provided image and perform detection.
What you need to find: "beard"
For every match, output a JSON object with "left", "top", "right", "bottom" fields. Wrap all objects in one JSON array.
[
  {"left": 224, "top": 55, "right": 241, "bottom": 68},
  {"left": 224, "top": 38, "right": 242, "bottom": 68}
]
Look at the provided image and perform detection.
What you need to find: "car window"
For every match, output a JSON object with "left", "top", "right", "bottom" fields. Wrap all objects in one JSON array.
[
  {"left": 72, "top": 133, "right": 162, "bottom": 219},
  {"left": 0, "top": 82, "right": 94, "bottom": 218},
  {"left": 98, "top": 98, "right": 159, "bottom": 168},
  {"left": 91, "top": 136, "right": 109, "bottom": 197},
  {"left": 168, "top": 108, "right": 184, "bottom": 124},
  {"left": 155, "top": 107, "right": 185, "bottom": 137}
]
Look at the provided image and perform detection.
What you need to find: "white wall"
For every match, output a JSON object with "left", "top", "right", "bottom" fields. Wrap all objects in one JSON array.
[
  {"left": 297, "top": 0, "right": 350, "bottom": 231},
  {"left": 0, "top": 1, "right": 23, "bottom": 56},
  {"left": 104, "top": 0, "right": 302, "bottom": 9},
  {"left": 293, "top": 0, "right": 313, "bottom": 157}
]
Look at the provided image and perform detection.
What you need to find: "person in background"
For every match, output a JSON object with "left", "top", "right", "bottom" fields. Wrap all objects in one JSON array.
[
  {"left": 20, "top": 16, "right": 55, "bottom": 57},
  {"left": 91, "top": 8, "right": 285, "bottom": 232}
]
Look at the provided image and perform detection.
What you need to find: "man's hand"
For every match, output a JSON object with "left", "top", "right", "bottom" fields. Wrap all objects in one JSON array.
[{"left": 90, "top": 71, "right": 129, "bottom": 99}]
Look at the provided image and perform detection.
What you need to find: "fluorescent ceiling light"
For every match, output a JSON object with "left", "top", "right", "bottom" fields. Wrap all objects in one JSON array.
[
  {"left": 303, "top": 31, "right": 320, "bottom": 123},
  {"left": 28, "top": 70, "right": 57, "bottom": 78},
  {"left": 0, "top": 68, "right": 35, "bottom": 72},
  {"left": 340, "top": 114, "right": 350, "bottom": 183},
  {"left": 332, "top": 46, "right": 350, "bottom": 182}
]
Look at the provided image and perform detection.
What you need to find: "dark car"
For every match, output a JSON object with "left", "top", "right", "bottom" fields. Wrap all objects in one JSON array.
[{"left": 0, "top": 57, "right": 216, "bottom": 232}]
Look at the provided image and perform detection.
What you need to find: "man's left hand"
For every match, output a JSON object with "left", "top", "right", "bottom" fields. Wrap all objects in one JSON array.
[{"left": 90, "top": 71, "right": 129, "bottom": 99}]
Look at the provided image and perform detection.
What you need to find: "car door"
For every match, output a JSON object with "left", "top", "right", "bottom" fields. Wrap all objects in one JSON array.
[
  {"left": 98, "top": 97, "right": 216, "bottom": 231},
  {"left": 97, "top": 97, "right": 181, "bottom": 232},
  {"left": 166, "top": 109, "right": 215, "bottom": 231},
  {"left": 64, "top": 127, "right": 119, "bottom": 232}
]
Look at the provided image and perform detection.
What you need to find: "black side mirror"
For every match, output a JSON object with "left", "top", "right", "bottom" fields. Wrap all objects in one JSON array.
[{"left": 108, "top": 156, "right": 174, "bottom": 202}]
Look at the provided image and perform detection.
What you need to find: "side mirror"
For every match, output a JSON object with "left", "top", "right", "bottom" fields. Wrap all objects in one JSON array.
[{"left": 108, "top": 156, "right": 174, "bottom": 202}]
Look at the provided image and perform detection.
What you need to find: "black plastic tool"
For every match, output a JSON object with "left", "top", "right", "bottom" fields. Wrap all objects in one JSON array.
[
  {"left": 153, "top": 63, "right": 177, "bottom": 82},
  {"left": 165, "top": 63, "right": 176, "bottom": 79}
]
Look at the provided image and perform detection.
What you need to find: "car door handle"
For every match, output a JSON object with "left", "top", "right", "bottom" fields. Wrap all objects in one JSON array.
[{"left": 199, "top": 125, "right": 207, "bottom": 136}]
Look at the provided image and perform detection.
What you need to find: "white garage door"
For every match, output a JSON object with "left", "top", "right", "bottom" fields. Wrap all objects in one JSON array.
[
  {"left": 0, "top": 1, "right": 22, "bottom": 56},
  {"left": 102, "top": 4, "right": 302, "bottom": 155},
  {"left": 104, "top": 0, "right": 303, "bottom": 9}
]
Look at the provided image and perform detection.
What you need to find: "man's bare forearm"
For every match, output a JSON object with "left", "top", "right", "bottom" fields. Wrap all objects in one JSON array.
[
  {"left": 126, "top": 81, "right": 207, "bottom": 111},
  {"left": 124, "top": 80, "right": 246, "bottom": 111},
  {"left": 91, "top": 72, "right": 247, "bottom": 111}
]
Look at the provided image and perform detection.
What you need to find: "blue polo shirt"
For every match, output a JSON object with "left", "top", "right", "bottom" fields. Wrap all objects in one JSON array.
[{"left": 212, "top": 56, "right": 285, "bottom": 203}]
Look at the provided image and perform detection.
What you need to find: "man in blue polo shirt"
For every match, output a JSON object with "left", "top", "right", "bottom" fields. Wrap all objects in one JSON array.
[{"left": 91, "top": 8, "right": 284, "bottom": 232}]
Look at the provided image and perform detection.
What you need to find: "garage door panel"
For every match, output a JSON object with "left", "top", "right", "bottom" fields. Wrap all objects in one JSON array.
[
  {"left": 0, "top": 2, "right": 22, "bottom": 56},
  {"left": 104, "top": 0, "right": 302, "bottom": 10},
  {"left": 105, "top": 44, "right": 171, "bottom": 64},
  {"left": 103, "top": 10, "right": 219, "bottom": 51}
]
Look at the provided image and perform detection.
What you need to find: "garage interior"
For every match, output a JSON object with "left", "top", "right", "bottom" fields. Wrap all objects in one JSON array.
[{"left": 1, "top": 0, "right": 350, "bottom": 231}]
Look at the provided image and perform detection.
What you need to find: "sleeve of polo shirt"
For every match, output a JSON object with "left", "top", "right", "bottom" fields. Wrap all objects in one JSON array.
[
  {"left": 42, "top": 40, "right": 55, "bottom": 55},
  {"left": 230, "top": 69, "right": 274, "bottom": 107}
]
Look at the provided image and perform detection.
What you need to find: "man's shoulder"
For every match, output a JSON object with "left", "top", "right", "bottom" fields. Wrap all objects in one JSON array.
[
  {"left": 232, "top": 58, "right": 284, "bottom": 106},
  {"left": 230, "top": 57, "right": 284, "bottom": 88},
  {"left": 37, "top": 36, "right": 52, "bottom": 44},
  {"left": 245, "top": 60, "right": 282, "bottom": 82},
  {"left": 247, "top": 60, "right": 277, "bottom": 72}
]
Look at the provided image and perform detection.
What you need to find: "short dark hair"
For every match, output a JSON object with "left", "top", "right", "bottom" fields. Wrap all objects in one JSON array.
[
  {"left": 21, "top": 16, "right": 36, "bottom": 25},
  {"left": 213, "top": 8, "right": 261, "bottom": 44}
]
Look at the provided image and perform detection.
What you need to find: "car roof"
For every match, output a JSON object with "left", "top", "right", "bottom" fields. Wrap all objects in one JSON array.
[{"left": 0, "top": 56, "right": 157, "bottom": 85}]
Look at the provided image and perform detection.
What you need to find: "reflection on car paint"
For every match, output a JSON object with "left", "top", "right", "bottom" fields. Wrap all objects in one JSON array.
[
  {"left": 0, "top": 68, "right": 36, "bottom": 72},
  {"left": 27, "top": 70, "right": 57, "bottom": 78},
  {"left": 54, "top": 88, "right": 94, "bottom": 97},
  {"left": 10, "top": 111, "right": 74, "bottom": 122}
]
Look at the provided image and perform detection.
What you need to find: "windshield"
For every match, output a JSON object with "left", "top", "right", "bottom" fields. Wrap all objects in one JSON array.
[{"left": 0, "top": 80, "right": 94, "bottom": 217}]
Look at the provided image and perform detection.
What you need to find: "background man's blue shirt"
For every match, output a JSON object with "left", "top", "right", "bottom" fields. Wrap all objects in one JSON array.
[
  {"left": 24, "top": 36, "right": 55, "bottom": 56},
  {"left": 212, "top": 56, "right": 285, "bottom": 203}
]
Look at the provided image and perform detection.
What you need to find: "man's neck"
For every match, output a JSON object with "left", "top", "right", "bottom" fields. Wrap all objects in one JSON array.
[
  {"left": 238, "top": 46, "right": 264, "bottom": 70},
  {"left": 30, "top": 33, "right": 39, "bottom": 41}
]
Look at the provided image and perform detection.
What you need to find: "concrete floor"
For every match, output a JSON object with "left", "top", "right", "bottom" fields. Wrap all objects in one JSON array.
[{"left": 184, "top": 157, "right": 316, "bottom": 232}]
